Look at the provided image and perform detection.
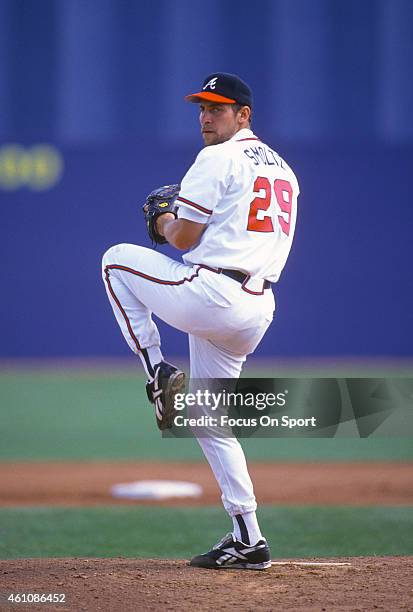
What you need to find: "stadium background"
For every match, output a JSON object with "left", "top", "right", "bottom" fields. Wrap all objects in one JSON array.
[
  {"left": 0, "top": 1, "right": 412, "bottom": 608},
  {"left": 1, "top": 0, "right": 412, "bottom": 359}
]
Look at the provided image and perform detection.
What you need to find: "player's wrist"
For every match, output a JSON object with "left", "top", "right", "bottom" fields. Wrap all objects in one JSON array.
[{"left": 156, "top": 212, "right": 176, "bottom": 236}]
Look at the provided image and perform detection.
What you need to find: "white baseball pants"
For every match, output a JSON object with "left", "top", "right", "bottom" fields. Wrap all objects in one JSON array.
[{"left": 102, "top": 243, "right": 275, "bottom": 516}]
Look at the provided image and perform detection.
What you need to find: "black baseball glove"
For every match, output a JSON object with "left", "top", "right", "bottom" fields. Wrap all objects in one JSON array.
[{"left": 142, "top": 184, "right": 180, "bottom": 245}]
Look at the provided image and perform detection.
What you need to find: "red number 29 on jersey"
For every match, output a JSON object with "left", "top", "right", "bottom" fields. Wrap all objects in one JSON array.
[{"left": 247, "top": 177, "right": 293, "bottom": 235}]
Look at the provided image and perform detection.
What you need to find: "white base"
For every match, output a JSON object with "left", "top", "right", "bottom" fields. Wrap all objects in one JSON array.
[{"left": 110, "top": 479, "right": 203, "bottom": 500}]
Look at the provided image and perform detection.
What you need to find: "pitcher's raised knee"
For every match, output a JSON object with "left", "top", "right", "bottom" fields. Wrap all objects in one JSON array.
[{"left": 102, "top": 243, "right": 133, "bottom": 270}]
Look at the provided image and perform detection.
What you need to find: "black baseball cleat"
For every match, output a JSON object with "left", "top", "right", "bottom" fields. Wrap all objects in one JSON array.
[
  {"left": 189, "top": 533, "right": 271, "bottom": 570},
  {"left": 145, "top": 361, "right": 185, "bottom": 430}
]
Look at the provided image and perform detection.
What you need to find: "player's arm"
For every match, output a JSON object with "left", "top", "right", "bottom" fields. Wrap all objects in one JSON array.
[
  {"left": 156, "top": 214, "right": 206, "bottom": 250},
  {"left": 158, "top": 146, "right": 230, "bottom": 249}
]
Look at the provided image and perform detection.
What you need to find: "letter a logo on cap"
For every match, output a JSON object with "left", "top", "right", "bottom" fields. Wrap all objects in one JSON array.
[{"left": 203, "top": 77, "right": 218, "bottom": 91}]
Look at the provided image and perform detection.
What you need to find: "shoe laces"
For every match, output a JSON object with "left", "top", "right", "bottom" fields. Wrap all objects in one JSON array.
[{"left": 213, "top": 533, "right": 234, "bottom": 549}]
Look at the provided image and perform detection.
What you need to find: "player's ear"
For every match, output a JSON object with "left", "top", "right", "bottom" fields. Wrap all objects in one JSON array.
[{"left": 238, "top": 105, "right": 251, "bottom": 125}]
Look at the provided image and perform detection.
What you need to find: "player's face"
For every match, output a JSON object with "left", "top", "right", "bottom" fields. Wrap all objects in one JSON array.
[{"left": 199, "top": 102, "right": 240, "bottom": 146}]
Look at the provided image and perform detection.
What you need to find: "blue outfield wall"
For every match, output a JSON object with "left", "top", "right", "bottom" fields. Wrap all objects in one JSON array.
[{"left": 1, "top": 142, "right": 412, "bottom": 359}]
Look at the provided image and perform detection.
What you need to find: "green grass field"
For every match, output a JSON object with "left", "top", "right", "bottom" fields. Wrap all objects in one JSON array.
[
  {"left": 1, "top": 506, "right": 412, "bottom": 560},
  {"left": 1, "top": 365, "right": 412, "bottom": 561},
  {"left": 1, "top": 369, "right": 412, "bottom": 461}
]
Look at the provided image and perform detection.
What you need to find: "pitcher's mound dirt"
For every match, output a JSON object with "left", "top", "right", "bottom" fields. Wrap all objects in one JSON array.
[{"left": 1, "top": 556, "right": 412, "bottom": 611}]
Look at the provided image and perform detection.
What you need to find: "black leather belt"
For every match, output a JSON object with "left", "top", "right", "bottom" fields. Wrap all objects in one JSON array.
[{"left": 220, "top": 268, "right": 271, "bottom": 289}]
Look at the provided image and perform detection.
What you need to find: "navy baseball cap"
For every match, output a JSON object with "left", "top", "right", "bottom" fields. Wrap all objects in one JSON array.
[{"left": 185, "top": 72, "right": 253, "bottom": 107}]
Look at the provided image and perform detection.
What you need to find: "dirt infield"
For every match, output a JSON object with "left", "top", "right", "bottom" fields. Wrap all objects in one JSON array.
[
  {"left": 1, "top": 461, "right": 412, "bottom": 506},
  {"left": 1, "top": 462, "right": 412, "bottom": 610},
  {"left": 1, "top": 556, "right": 412, "bottom": 611}
]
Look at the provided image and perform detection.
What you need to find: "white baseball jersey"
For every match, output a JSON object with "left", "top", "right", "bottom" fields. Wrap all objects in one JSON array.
[{"left": 177, "top": 128, "right": 299, "bottom": 282}]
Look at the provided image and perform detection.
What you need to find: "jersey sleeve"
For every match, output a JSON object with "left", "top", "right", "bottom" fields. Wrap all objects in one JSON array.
[{"left": 177, "top": 145, "right": 232, "bottom": 223}]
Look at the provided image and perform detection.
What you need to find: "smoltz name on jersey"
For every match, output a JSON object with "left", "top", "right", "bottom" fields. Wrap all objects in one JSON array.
[{"left": 243, "top": 145, "right": 286, "bottom": 169}]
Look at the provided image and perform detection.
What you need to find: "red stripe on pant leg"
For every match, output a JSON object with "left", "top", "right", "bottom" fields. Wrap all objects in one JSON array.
[
  {"left": 104, "top": 266, "right": 141, "bottom": 352},
  {"left": 103, "top": 263, "right": 214, "bottom": 353},
  {"left": 104, "top": 264, "right": 204, "bottom": 286}
]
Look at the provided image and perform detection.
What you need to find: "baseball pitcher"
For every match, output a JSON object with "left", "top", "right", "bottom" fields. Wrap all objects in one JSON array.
[{"left": 102, "top": 72, "right": 299, "bottom": 569}]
